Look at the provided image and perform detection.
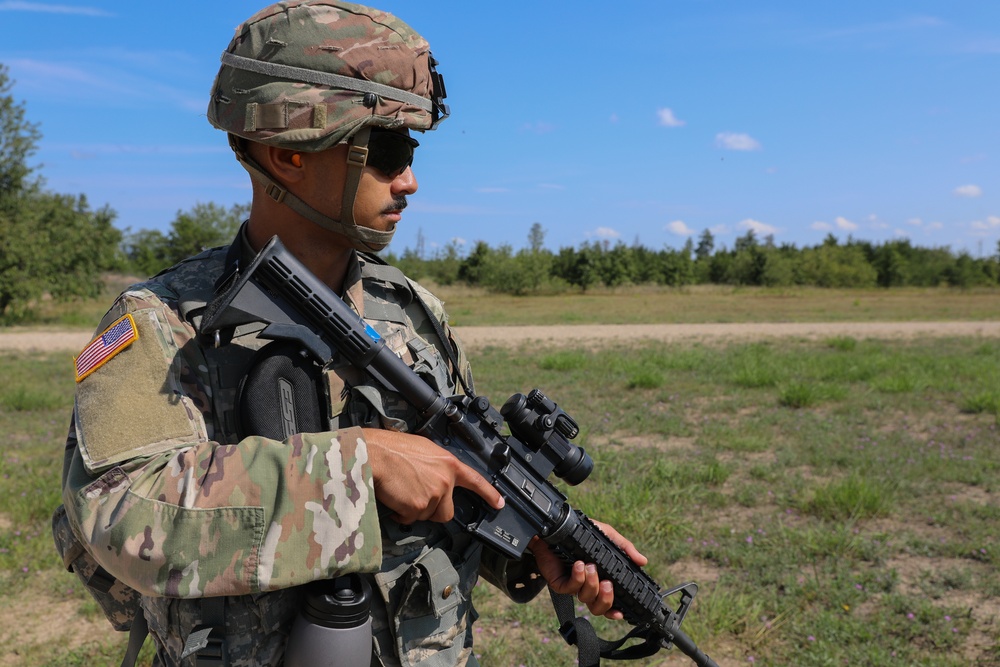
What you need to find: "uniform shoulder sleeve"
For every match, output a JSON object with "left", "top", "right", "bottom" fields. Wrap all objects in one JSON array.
[
  {"left": 73, "top": 287, "right": 208, "bottom": 473},
  {"left": 65, "top": 287, "right": 382, "bottom": 598}
]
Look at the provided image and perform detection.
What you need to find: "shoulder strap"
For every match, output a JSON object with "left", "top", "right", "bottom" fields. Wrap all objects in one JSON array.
[
  {"left": 359, "top": 253, "right": 473, "bottom": 397},
  {"left": 411, "top": 288, "right": 472, "bottom": 397}
]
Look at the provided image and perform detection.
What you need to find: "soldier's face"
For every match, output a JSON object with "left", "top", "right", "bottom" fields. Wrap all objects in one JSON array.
[
  {"left": 302, "top": 135, "right": 419, "bottom": 235},
  {"left": 354, "top": 156, "right": 418, "bottom": 235}
]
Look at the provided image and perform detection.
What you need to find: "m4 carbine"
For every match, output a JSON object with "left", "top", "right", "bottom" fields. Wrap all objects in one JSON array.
[{"left": 201, "top": 236, "right": 719, "bottom": 667}]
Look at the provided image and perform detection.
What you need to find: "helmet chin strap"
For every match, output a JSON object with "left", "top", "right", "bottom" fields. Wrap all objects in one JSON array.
[{"left": 229, "top": 127, "right": 396, "bottom": 252}]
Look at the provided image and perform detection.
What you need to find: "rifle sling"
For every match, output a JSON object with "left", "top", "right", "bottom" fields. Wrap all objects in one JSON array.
[{"left": 549, "top": 587, "right": 661, "bottom": 665}]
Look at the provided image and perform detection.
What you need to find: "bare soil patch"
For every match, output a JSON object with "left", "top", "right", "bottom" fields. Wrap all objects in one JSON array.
[
  {"left": 454, "top": 321, "right": 1000, "bottom": 350},
  {"left": 0, "top": 594, "right": 119, "bottom": 666},
  {"left": 3, "top": 321, "right": 999, "bottom": 354}
]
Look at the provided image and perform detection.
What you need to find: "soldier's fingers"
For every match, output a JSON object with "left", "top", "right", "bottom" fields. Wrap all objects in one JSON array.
[
  {"left": 454, "top": 465, "right": 504, "bottom": 511},
  {"left": 592, "top": 519, "right": 648, "bottom": 566},
  {"left": 390, "top": 510, "right": 414, "bottom": 525},
  {"left": 604, "top": 608, "right": 625, "bottom": 621},
  {"left": 577, "top": 564, "right": 601, "bottom": 604},
  {"left": 429, "top": 492, "right": 456, "bottom": 523},
  {"left": 587, "top": 580, "right": 614, "bottom": 617},
  {"left": 559, "top": 560, "right": 587, "bottom": 595}
]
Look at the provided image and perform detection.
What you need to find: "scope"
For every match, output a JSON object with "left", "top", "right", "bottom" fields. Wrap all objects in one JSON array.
[{"left": 500, "top": 389, "right": 593, "bottom": 486}]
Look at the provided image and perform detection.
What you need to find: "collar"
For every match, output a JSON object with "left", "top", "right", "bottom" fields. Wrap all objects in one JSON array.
[
  {"left": 218, "top": 221, "right": 365, "bottom": 318},
  {"left": 342, "top": 250, "right": 365, "bottom": 318}
]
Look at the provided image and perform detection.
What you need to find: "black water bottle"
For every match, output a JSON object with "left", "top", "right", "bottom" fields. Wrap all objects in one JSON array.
[{"left": 284, "top": 574, "right": 373, "bottom": 667}]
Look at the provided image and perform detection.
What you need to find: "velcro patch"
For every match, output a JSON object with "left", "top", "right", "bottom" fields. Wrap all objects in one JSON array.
[{"left": 75, "top": 314, "right": 139, "bottom": 383}]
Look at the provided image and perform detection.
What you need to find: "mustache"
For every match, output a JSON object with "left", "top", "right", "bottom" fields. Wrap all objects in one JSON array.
[{"left": 382, "top": 196, "right": 407, "bottom": 214}]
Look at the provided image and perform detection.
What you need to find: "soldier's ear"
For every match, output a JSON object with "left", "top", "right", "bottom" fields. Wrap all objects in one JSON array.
[{"left": 263, "top": 146, "right": 306, "bottom": 184}]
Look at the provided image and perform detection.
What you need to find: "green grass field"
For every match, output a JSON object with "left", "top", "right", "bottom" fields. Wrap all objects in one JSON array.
[
  {"left": 1, "top": 287, "right": 998, "bottom": 666},
  {"left": 466, "top": 336, "right": 1000, "bottom": 666},
  {"left": 433, "top": 284, "right": 1000, "bottom": 327}
]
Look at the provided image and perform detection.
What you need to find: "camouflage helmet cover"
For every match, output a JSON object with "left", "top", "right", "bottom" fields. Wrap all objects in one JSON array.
[{"left": 207, "top": 0, "right": 448, "bottom": 152}]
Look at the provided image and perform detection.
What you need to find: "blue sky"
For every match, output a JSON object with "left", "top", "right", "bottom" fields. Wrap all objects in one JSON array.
[{"left": 2, "top": 1, "right": 998, "bottom": 257}]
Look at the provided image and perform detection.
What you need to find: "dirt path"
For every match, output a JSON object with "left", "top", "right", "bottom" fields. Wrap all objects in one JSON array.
[
  {"left": 2, "top": 321, "right": 999, "bottom": 354},
  {"left": 455, "top": 320, "right": 1000, "bottom": 348}
]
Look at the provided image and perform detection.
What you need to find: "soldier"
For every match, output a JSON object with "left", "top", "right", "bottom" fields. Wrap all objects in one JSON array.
[{"left": 54, "top": 2, "right": 646, "bottom": 665}]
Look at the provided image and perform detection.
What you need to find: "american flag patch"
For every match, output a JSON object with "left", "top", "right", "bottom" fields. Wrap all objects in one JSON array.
[{"left": 75, "top": 314, "right": 139, "bottom": 383}]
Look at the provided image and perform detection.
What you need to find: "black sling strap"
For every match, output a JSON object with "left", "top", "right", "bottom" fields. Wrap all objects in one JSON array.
[
  {"left": 549, "top": 587, "right": 662, "bottom": 667},
  {"left": 119, "top": 613, "right": 148, "bottom": 667}
]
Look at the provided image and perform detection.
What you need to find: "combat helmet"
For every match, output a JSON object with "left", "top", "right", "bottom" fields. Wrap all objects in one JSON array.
[{"left": 207, "top": 0, "right": 449, "bottom": 251}]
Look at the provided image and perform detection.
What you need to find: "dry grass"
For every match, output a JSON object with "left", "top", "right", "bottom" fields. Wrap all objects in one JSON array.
[{"left": 431, "top": 283, "right": 1000, "bottom": 326}]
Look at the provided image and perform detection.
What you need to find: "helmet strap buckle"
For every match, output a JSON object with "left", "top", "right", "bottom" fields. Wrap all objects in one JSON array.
[
  {"left": 346, "top": 144, "right": 369, "bottom": 170},
  {"left": 265, "top": 182, "right": 287, "bottom": 204}
]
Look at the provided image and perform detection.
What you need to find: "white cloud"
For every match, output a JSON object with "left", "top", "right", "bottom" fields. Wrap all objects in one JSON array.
[
  {"left": 8, "top": 57, "right": 203, "bottom": 111},
  {"left": 58, "top": 143, "right": 226, "bottom": 158},
  {"left": 868, "top": 214, "right": 889, "bottom": 229},
  {"left": 926, "top": 221, "right": 944, "bottom": 230},
  {"left": 587, "top": 227, "right": 621, "bottom": 240},
  {"left": 907, "top": 217, "right": 924, "bottom": 227},
  {"left": 709, "top": 224, "right": 730, "bottom": 235},
  {"left": 665, "top": 220, "right": 693, "bottom": 235},
  {"left": 811, "top": 221, "right": 832, "bottom": 231},
  {"left": 954, "top": 184, "right": 983, "bottom": 198},
  {"left": 738, "top": 218, "right": 778, "bottom": 235},
  {"left": 10, "top": 58, "right": 110, "bottom": 88},
  {"left": 0, "top": 1, "right": 112, "bottom": 15},
  {"left": 715, "top": 132, "right": 762, "bottom": 151},
  {"left": 835, "top": 216, "right": 858, "bottom": 231},
  {"left": 657, "top": 108, "right": 685, "bottom": 127},
  {"left": 971, "top": 216, "right": 1000, "bottom": 231}
]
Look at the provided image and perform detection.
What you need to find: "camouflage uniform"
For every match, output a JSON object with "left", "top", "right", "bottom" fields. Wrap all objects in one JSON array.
[
  {"left": 56, "top": 3, "right": 544, "bottom": 665},
  {"left": 58, "top": 226, "right": 543, "bottom": 666}
]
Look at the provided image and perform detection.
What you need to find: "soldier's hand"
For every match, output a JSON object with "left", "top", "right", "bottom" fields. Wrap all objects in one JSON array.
[
  {"left": 530, "top": 520, "right": 647, "bottom": 620},
  {"left": 363, "top": 428, "right": 504, "bottom": 524}
]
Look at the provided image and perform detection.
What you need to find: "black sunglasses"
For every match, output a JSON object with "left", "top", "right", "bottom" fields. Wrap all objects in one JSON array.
[{"left": 365, "top": 129, "right": 419, "bottom": 178}]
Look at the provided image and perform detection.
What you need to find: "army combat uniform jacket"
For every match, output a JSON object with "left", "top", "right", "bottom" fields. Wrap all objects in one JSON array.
[{"left": 57, "top": 228, "right": 544, "bottom": 666}]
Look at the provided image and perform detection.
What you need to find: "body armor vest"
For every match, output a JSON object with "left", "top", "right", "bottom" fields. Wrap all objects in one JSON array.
[{"left": 190, "top": 249, "right": 482, "bottom": 667}]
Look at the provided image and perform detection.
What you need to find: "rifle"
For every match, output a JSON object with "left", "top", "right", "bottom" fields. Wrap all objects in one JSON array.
[{"left": 201, "top": 236, "right": 719, "bottom": 667}]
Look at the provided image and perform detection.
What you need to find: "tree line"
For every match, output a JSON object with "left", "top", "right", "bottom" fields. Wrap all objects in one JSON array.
[
  {"left": 385, "top": 223, "right": 1000, "bottom": 294},
  {"left": 2, "top": 63, "right": 998, "bottom": 321},
  {"left": 0, "top": 65, "right": 120, "bottom": 320},
  {"left": 0, "top": 64, "right": 248, "bottom": 321}
]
